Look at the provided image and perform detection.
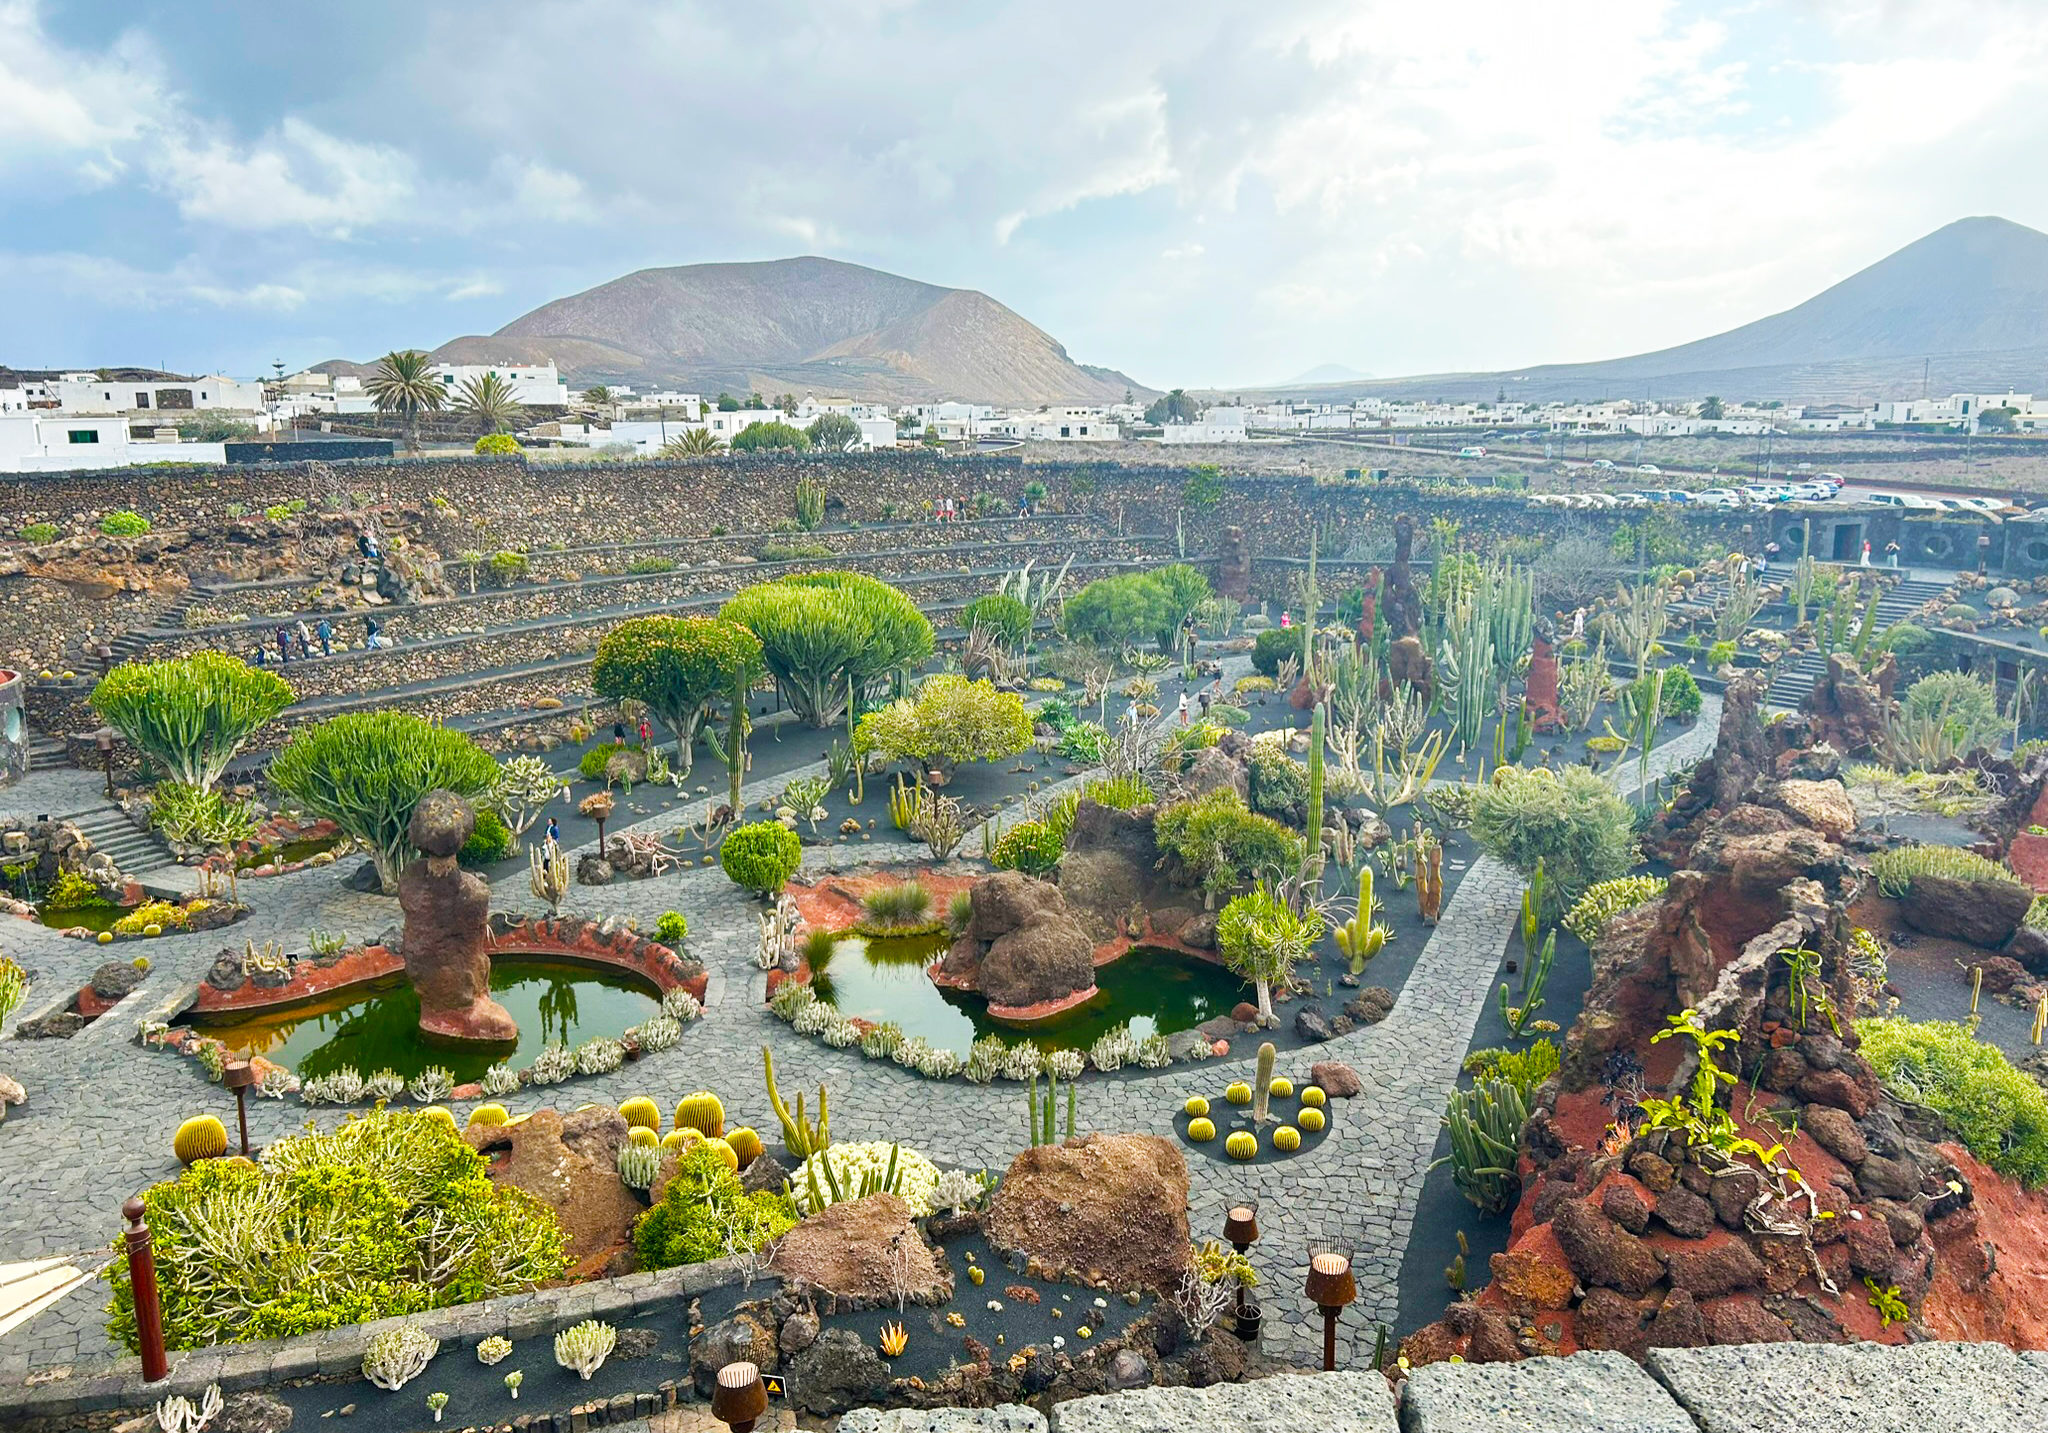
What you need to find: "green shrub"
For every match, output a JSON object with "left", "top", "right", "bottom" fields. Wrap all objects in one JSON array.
[
  {"left": 43, "top": 869, "right": 113, "bottom": 910},
  {"left": 263, "top": 499, "right": 308, "bottom": 522},
  {"left": 1903, "top": 672, "right": 2003, "bottom": 754},
  {"left": 17, "top": 522, "right": 58, "bottom": 544},
  {"left": 634, "top": 1144, "right": 796, "bottom": 1268},
  {"left": 459, "top": 807, "right": 515, "bottom": 866},
  {"left": 990, "top": 821, "right": 1064, "bottom": 876},
  {"left": 99, "top": 510, "right": 150, "bottom": 537},
  {"left": 1706, "top": 640, "right": 1737, "bottom": 666},
  {"left": 626, "top": 555, "right": 677, "bottom": 575},
  {"left": 1561, "top": 875, "right": 1669, "bottom": 944},
  {"left": 1869, "top": 843, "right": 2021, "bottom": 899},
  {"left": 721, "top": 571, "right": 933, "bottom": 727},
  {"left": 578, "top": 742, "right": 641, "bottom": 781},
  {"left": 268, "top": 712, "right": 500, "bottom": 894},
  {"left": 474, "top": 432, "right": 519, "bottom": 455},
  {"left": 1470, "top": 767, "right": 1638, "bottom": 919},
  {"left": 854, "top": 675, "right": 1032, "bottom": 780},
  {"left": 1056, "top": 722, "right": 1107, "bottom": 763},
  {"left": 1881, "top": 623, "right": 1931, "bottom": 656},
  {"left": 1083, "top": 774, "right": 1153, "bottom": 810},
  {"left": 655, "top": 911, "right": 688, "bottom": 943},
  {"left": 719, "top": 821, "right": 803, "bottom": 895},
  {"left": 1162, "top": 720, "right": 1224, "bottom": 771},
  {"left": 150, "top": 781, "right": 261, "bottom": 847},
  {"left": 962, "top": 592, "right": 1032, "bottom": 648},
  {"left": 92, "top": 652, "right": 295, "bottom": 791},
  {"left": 729, "top": 420, "right": 811, "bottom": 453},
  {"left": 1063, "top": 573, "right": 1169, "bottom": 648},
  {"left": 859, "top": 878, "right": 936, "bottom": 930},
  {"left": 1247, "top": 746, "right": 1309, "bottom": 827},
  {"left": 1251, "top": 626, "right": 1307, "bottom": 678},
  {"left": 1857, "top": 1018, "right": 2048, "bottom": 1186},
  {"left": 1182, "top": 464, "right": 1225, "bottom": 509},
  {"left": 1463, "top": 1038, "right": 1561, "bottom": 1100},
  {"left": 104, "top": 1107, "right": 566, "bottom": 1351},
  {"left": 1155, "top": 789, "right": 1305, "bottom": 900},
  {"left": 590, "top": 615, "right": 763, "bottom": 775},
  {"left": 486, "top": 550, "right": 529, "bottom": 585},
  {"left": 755, "top": 540, "right": 833, "bottom": 562},
  {"left": 1633, "top": 666, "right": 1701, "bottom": 721}
]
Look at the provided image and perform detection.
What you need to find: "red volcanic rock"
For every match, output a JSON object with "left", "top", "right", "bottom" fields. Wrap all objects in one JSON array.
[
  {"left": 1897, "top": 873, "right": 2032, "bottom": 949},
  {"left": 1800, "top": 1104, "right": 1868, "bottom": 1165},
  {"left": 1797, "top": 1067, "right": 1875, "bottom": 1119},
  {"left": 2006, "top": 832, "right": 2048, "bottom": 893},
  {"left": 1489, "top": 1248, "right": 1578, "bottom": 1313},
  {"left": 1969, "top": 955, "right": 2029, "bottom": 995},
  {"left": 1310, "top": 1061, "right": 1363, "bottom": 1098},
  {"left": 939, "top": 871, "right": 1097, "bottom": 1015},
  {"left": 1699, "top": 1297, "right": 1791, "bottom": 1344},
  {"left": 1645, "top": 1289, "right": 1709, "bottom": 1349},
  {"left": 466, "top": 1106, "right": 638, "bottom": 1278},
  {"left": 399, "top": 792, "right": 517, "bottom": 1044},
  {"left": 1602, "top": 1179, "right": 1652, "bottom": 1235},
  {"left": 1662, "top": 1234, "right": 1765, "bottom": 1298},
  {"left": 1573, "top": 1287, "right": 1650, "bottom": 1358},
  {"left": 1551, "top": 1198, "right": 1664, "bottom": 1297},
  {"left": 1652, "top": 1186, "right": 1716, "bottom": 1240},
  {"left": 773, "top": 1194, "right": 951, "bottom": 1307}
]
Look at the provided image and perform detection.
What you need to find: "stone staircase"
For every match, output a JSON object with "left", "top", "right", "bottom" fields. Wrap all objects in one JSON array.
[
  {"left": 25, "top": 736, "right": 68, "bottom": 773},
  {"left": 50, "top": 802, "right": 179, "bottom": 881},
  {"left": 1764, "top": 576, "right": 1948, "bottom": 710}
]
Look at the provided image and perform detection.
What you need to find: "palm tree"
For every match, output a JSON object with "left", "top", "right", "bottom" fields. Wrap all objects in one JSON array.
[
  {"left": 366, "top": 350, "right": 444, "bottom": 451},
  {"left": 456, "top": 372, "right": 524, "bottom": 435},
  {"left": 580, "top": 385, "right": 613, "bottom": 407},
  {"left": 659, "top": 427, "right": 724, "bottom": 458}
]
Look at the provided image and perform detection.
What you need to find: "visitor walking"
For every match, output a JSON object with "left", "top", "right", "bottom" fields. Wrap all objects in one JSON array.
[
  {"left": 1279, "top": 610, "right": 1291, "bottom": 629},
  {"left": 1570, "top": 608, "right": 1585, "bottom": 641},
  {"left": 1885, "top": 540, "right": 1901, "bottom": 570},
  {"left": 275, "top": 624, "right": 292, "bottom": 664},
  {"left": 1177, "top": 690, "right": 1189, "bottom": 726},
  {"left": 637, "top": 716, "right": 652, "bottom": 745},
  {"left": 315, "top": 618, "right": 332, "bottom": 656},
  {"left": 294, "top": 619, "right": 313, "bottom": 660},
  {"left": 545, "top": 816, "right": 561, "bottom": 846},
  {"left": 612, "top": 720, "right": 628, "bottom": 748},
  {"left": 364, "top": 616, "right": 385, "bottom": 650},
  {"left": 1762, "top": 541, "right": 1780, "bottom": 575},
  {"left": 1860, "top": 540, "right": 1872, "bottom": 568},
  {"left": 1198, "top": 683, "right": 1214, "bottom": 719}
]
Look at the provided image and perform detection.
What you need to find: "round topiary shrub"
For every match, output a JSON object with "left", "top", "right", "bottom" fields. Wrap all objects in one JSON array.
[
  {"left": 718, "top": 821, "right": 803, "bottom": 896},
  {"left": 474, "top": 433, "right": 519, "bottom": 456},
  {"left": 655, "top": 911, "right": 688, "bottom": 943},
  {"left": 458, "top": 807, "right": 515, "bottom": 866},
  {"left": 173, "top": 1115, "right": 228, "bottom": 1166},
  {"left": 1251, "top": 626, "right": 1307, "bottom": 678}
]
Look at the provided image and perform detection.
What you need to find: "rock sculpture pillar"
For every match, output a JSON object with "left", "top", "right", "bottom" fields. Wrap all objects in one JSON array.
[
  {"left": 1525, "top": 617, "right": 1562, "bottom": 733},
  {"left": 399, "top": 790, "right": 518, "bottom": 1045}
]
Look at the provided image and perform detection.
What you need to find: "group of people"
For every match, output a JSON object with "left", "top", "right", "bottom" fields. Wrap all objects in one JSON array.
[{"left": 249, "top": 615, "right": 387, "bottom": 666}]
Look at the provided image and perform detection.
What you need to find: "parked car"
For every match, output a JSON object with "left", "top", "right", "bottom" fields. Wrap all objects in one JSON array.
[
  {"left": 1787, "top": 482, "right": 1838, "bottom": 501},
  {"left": 1815, "top": 472, "right": 1844, "bottom": 485},
  {"left": 1458, "top": 446, "right": 1488, "bottom": 458},
  {"left": 1952, "top": 496, "right": 2013, "bottom": 515},
  {"left": 1739, "top": 484, "right": 1791, "bottom": 504},
  {"left": 1691, "top": 489, "right": 1742, "bottom": 508},
  {"left": 1636, "top": 463, "right": 1662, "bottom": 475},
  {"left": 1865, "top": 492, "right": 1943, "bottom": 510},
  {"left": 1592, "top": 458, "right": 1617, "bottom": 470}
]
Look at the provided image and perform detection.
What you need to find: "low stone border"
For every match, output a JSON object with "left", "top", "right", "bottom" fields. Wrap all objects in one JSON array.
[{"left": 0, "top": 1254, "right": 757, "bottom": 1423}]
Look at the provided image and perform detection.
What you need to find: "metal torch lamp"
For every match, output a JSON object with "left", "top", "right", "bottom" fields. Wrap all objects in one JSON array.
[
  {"left": 1222, "top": 1202, "right": 1260, "bottom": 1341},
  {"left": 221, "top": 1060, "right": 257, "bottom": 1157},
  {"left": 711, "top": 1361, "right": 768, "bottom": 1433},
  {"left": 1304, "top": 1247, "right": 1357, "bottom": 1372},
  {"left": 94, "top": 728, "right": 115, "bottom": 798}
]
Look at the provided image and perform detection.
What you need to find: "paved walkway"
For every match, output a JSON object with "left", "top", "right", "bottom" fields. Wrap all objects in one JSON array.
[{"left": 0, "top": 698, "right": 1719, "bottom": 1380}]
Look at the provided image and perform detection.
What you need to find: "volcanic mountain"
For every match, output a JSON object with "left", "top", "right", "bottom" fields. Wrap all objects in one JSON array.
[
  {"left": 394, "top": 256, "right": 1145, "bottom": 407},
  {"left": 1253, "top": 216, "right": 2048, "bottom": 405}
]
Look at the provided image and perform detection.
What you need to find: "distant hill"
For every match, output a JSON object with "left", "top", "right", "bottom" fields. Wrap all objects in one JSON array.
[
  {"left": 1286, "top": 363, "right": 1374, "bottom": 385},
  {"left": 337, "top": 257, "right": 1147, "bottom": 408},
  {"left": 1234, "top": 216, "right": 2048, "bottom": 406}
]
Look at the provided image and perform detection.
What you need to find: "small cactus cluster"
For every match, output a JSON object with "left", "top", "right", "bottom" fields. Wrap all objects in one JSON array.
[
  {"left": 172, "top": 1115, "right": 228, "bottom": 1166},
  {"left": 363, "top": 1324, "right": 438, "bottom": 1390},
  {"left": 618, "top": 1142, "right": 661, "bottom": 1190},
  {"left": 554, "top": 1319, "right": 616, "bottom": 1380}
]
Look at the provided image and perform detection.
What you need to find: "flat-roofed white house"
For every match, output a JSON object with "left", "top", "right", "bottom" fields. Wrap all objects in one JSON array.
[{"left": 427, "top": 363, "right": 570, "bottom": 406}]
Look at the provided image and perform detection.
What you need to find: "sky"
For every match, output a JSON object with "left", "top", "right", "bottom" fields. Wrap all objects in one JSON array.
[{"left": 4, "top": 0, "right": 2046, "bottom": 390}]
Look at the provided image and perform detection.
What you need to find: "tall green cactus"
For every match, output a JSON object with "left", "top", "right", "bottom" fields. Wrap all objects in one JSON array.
[
  {"left": 1432, "top": 1075, "right": 1528, "bottom": 1214},
  {"left": 762, "top": 1045, "right": 828, "bottom": 1159},
  {"left": 1307, "top": 703, "right": 1326, "bottom": 871},
  {"left": 1251, "top": 1041, "right": 1278, "bottom": 1124}
]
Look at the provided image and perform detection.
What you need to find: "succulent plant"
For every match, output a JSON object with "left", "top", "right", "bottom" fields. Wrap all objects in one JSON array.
[
  {"left": 574, "top": 1038, "right": 625, "bottom": 1075},
  {"left": 1299, "top": 1106, "right": 1327, "bottom": 1133},
  {"left": 1225, "top": 1131, "right": 1258, "bottom": 1160},
  {"left": 1223, "top": 1082, "right": 1253, "bottom": 1106},
  {"left": 426, "top": 1391, "right": 449, "bottom": 1423},
  {"left": 619, "top": 1096, "right": 661, "bottom": 1129},
  {"left": 554, "top": 1319, "right": 617, "bottom": 1380},
  {"left": 504, "top": 1371, "right": 523, "bottom": 1399},
  {"left": 617, "top": 1142, "right": 661, "bottom": 1190},
  {"left": 417, "top": 1106, "right": 457, "bottom": 1131},
  {"left": 363, "top": 1069, "right": 406, "bottom": 1102},
  {"left": 409, "top": 1066, "right": 454, "bottom": 1103},
  {"left": 1251, "top": 1043, "right": 1278, "bottom": 1123},
  {"left": 1273, "top": 1125, "right": 1301, "bottom": 1152},
  {"left": 475, "top": 1336, "right": 512, "bottom": 1366},
  {"left": 627, "top": 1125, "right": 659, "bottom": 1148},
  {"left": 1300, "top": 1086, "right": 1327, "bottom": 1108},
  {"left": 1185, "top": 1097, "right": 1210, "bottom": 1117},
  {"left": 629, "top": 1014, "right": 684, "bottom": 1052},
  {"left": 527, "top": 1045, "right": 576, "bottom": 1085},
  {"left": 362, "top": 1323, "right": 438, "bottom": 1391},
  {"left": 660, "top": 986, "right": 703, "bottom": 1022},
  {"left": 172, "top": 1115, "right": 227, "bottom": 1166},
  {"left": 1188, "top": 1117, "right": 1217, "bottom": 1142},
  {"left": 726, "top": 1127, "right": 765, "bottom": 1170},
  {"left": 480, "top": 1062, "right": 521, "bottom": 1096},
  {"left": 673, "top": 1090, "right": 725, "bottom": 1138}
]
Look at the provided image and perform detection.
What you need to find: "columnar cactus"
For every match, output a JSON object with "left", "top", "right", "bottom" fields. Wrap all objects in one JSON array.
[{"left": 1251, "top": 1042, "right": 1277, "bottom": 1124}]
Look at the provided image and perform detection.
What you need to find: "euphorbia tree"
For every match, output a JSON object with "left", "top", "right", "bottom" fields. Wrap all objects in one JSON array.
[
  {"left": 91, "top": 652, "right": 295, "bottom": 791},
  {"left": 721, "top": 570, "right": 933, "bottom": 727},
  {"left": 267, "top": 711, "right": 500, "bottom": 893},
  {"left": 1216, "top": 882, "right": 1324, "bottom": 1028},
  {"left": 853, "top": 674, "right": 1032, "bottom": 783},
  {"left": 590, "top": 615, "right": 763, "bottom": 775}
]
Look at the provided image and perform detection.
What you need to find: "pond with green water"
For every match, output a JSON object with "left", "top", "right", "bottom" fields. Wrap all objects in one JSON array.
[
  {"left": 180, "top": 958, "right": 661, "bottom": 1084},
  {"left": 811, "top": 934, "right": 1247, "bottom": 1057}
]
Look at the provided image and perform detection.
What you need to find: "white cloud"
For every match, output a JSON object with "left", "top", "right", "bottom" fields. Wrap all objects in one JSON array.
[{"left": 150, "top": 117, "right": 415, "bottom": 235}]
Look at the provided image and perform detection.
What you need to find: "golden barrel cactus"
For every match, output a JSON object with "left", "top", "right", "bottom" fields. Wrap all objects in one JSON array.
[
  {"left": 726, "top": 1126, "right": 765, "bottom": 1170},
  {"left": 619, "top": 1096, "right": 661, "bottom": 1130},
  {"left": 673, "top": 1090, "right": 725, "bottom": 1138},
  {"left": 173, "top": 1115, "right": 228, "bottom": 1166}
]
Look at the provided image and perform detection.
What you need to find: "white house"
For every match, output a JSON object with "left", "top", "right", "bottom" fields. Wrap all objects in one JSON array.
[
  {"left": 989, "top": 407, "right": 1119, "bottom": 442},
  {"left": 1160, "top": 406, "right": 1248, "bottom": 444},
  {"left": 854, "top": 417, "right": 898, "bottom": 450},
  {"left": 42, "top": 373, "right": 267, "bottom": 416},
  {"left": 0, "top": 414, "right": 134, "bottom": 471},
  {"left": 627, "top": 392, "right": 703, "bottom": 421},
  {"left": 427, "top": 362, "right": 569, "bottom": 406}
]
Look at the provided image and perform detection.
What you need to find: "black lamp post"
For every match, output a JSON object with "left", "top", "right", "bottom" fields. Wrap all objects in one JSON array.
[{"left": 94, "top": 728, "right": 115, "bottom": 798}]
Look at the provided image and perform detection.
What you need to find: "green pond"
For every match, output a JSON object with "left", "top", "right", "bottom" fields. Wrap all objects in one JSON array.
[
  {"left": 236, "top": 834, "right": 343, "bottom": 870},
  {"left": 811, "top": 935, "right": 1247, "bottom": 1057},
  {"left": 37, "top": 904, "right": 124, "bottom": 933},
  {"left": 181, "top": 958, "right": 661, "bottom": 1084}
]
